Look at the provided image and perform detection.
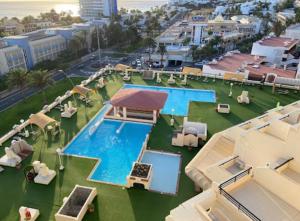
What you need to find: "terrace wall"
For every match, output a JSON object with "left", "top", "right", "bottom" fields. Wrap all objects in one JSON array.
[{"left": 253, "top": 167, "right": 300, "bottom": 211}]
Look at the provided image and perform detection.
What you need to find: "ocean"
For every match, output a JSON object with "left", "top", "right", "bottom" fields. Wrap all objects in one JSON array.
[{"left": 0, "top": 0, "right": 169, "bottom": 18}]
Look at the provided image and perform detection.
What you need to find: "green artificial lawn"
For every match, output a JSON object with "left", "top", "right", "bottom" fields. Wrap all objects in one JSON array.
[{"left": 0, "top": 73, "right": 299, "bottom": 221}]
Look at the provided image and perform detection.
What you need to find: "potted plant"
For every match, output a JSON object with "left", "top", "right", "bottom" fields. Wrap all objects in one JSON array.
[{"left": 88, "top": 203, "right": 95, "bottom": 213}]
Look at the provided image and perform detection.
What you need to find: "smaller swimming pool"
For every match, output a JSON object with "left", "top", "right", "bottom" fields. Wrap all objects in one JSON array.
[
  {"left": 123, "top": 84, "right": 216, "bottom": 116},
  {"left": 141, "top": 150, "right": 181, "bottom": 195}
]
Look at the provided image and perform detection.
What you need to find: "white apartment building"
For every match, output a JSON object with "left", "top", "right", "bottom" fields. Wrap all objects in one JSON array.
[
  {"left": 0, "top": 42, "right": 27, "bottom": 75},
  {"left": 167, "top": 100, "right": 300, "bottom": 221},
  {"left": 153, "top": 21, "right": 193, "bottom": 66},
  {"left": 202, "top": 51, "right": 297, "bottom": 81},
  {"left": 251, "top": 36, "right": 299, "bottom": 65},
  {"left": 191, "top": 15, "right": 262, "bottom": 46},
  {"left": 79, "top": 0, "right": 117, "bottom": 20}
]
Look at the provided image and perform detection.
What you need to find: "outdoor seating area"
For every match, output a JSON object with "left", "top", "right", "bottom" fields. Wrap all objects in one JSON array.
[{"left": 0, "top": 68, "right": 299, "bottom": 221}]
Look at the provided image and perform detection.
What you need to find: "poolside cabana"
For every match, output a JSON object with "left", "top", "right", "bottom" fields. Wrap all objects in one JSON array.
[
  {"left": 182, "top": 67, "right": 202, "bottom": 76},
  {"left": 72, "top": 85, "right": 92, "bottom": 97},
  {"left": 107, "top": 89, "right": 168, "bottom": 123},
  {"left": 223, "top": 72, "right": 245, "bottom": 82},
  {"left": 182, "top": 67, "right": 202, "bottom": 85},
  {"left": 29, "top": 112, "right": 60, "bottom": 136},
  {"left": 172, "top": 117, "right": 207, "bottom": 148},
  {"left": 115, "top": 64, "right": 131, "bottom": 73},
  {"left": 72, "top": 85, "right": 93, "bottom": 105}
]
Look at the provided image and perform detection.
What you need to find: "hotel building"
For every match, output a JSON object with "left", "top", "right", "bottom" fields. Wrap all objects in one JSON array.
[
  {"left": 0, "top": 41, "right": 27, "bottom": 75},
  {"left": 4, "top": 31, "right": 66, "bottom": 69},
  {"left": 79, "top": 0, "right": 118, "bottom": 20}
]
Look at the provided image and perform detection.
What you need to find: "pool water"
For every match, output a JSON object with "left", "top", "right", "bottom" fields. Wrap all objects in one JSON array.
[
  {"left": 64, "top": 106, "right": 152, "bottom": 185},
  {"left": 141, "top": 151, "right": 181, "bottom": 194},
  {"left": 123, "top": 84, "right": 216, "bottom": 116}
]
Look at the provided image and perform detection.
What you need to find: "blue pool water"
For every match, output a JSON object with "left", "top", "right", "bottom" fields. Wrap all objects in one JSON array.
[
  {"left": 123, "top": 84, "right": 216, "bottom": 116},
  {"left": 141, "top": 151, "right": 181, "bottom": 194},
  {"left": 63, "top": 106, "right": 152, "bottom": 185}
]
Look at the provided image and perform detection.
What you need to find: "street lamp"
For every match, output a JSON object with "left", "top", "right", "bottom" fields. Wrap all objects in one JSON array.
[
  {"left": 56, "top": 148, "right": 64, "bottom": 171},
  {"left": 96, "top": 24, "right": 101, "bottom": 66},
  {"left": 170, "top": 108, "right": 175, "bottom": 126},
  {"left": 229, "top": 83, "right": 233, "bottom": 97}
]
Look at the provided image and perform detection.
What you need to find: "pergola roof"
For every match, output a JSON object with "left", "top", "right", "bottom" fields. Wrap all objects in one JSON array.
[
  {"left": 182, "top": 67, "right": 202, "bottom": 76},
  {"left": 72, "top": 85, "right": 92, "bottom": 96},
  {"left": 183, "top": 120, "right": 207, "bottom": 136},
  {"left": 111, "top": 89, "right": 168, "bottom": 111},
  {"left": 115, "top": 64, "right": 131, "bottom": 72},
  {"left": 29, "top": 112, "right": 56, "bottom": 130}
]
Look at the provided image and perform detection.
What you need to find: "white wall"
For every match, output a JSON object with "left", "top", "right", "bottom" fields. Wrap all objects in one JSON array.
[{"left": 251, "top": 43, "right": 285, "bottom": 64}]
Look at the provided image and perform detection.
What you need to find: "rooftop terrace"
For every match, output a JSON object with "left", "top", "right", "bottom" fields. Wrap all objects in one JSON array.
[{"left": 0, "top": 72, "right": 299, "bottom": 221}]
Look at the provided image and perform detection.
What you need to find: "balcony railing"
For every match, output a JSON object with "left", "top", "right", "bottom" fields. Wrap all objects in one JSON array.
[
  {"left": 219, "top": 167, "right": 252, "bottom": 189},
  {"left": 274, "top": 157, "right": 294, "bottom": 170},
  {"left": 218, "top": 167, "right": 261, "bottom": 221},
  {"left": 219, "top": 188, "right": 261, "bottom": 221}
]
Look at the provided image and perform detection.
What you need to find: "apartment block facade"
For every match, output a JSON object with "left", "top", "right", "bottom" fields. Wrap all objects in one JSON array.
[{"left": 0, "top": 41, "right": 27, "bottom": 75}]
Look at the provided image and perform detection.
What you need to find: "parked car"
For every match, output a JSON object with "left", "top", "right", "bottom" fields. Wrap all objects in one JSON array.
[{"left": 152, "top": 61, "right": 164, "bottom": 68}]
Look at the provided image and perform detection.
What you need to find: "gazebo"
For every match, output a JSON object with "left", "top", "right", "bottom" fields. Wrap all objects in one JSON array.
[
  {"left": 182, "top": 67, "right": 202, "bottom": 76},
  {"left": 115, "top": 64, "right": 131, "bottom": 72},
  {"left": 72, "top": 85, "right": 93, "bottom": 105},
  {"left": 72, "top": 85, "right": 92, "bottom": 97},
  {"left": 29, "top": 112, "right": 60, "bottom": 136},
  {"left": 108, "top": 89, "right": 168, "bottom": 123},
  {"left": 181, "top": 67, "right": 202, "bottom": 85}
]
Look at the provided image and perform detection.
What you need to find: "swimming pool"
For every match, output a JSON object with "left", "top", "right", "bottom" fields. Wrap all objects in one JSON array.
[
  {"left": 123, "top": 84, "right": 216, "bottom": 116},
  {"left": 63, "top": 106, "right": 152, "bottom": 185},
  {"left": 141, "top": 151, "right": 181, "bottom": 195}
]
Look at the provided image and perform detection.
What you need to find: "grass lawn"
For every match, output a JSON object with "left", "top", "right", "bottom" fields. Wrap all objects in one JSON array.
[{"left": 0, "top": 73, "right": 299, "bottom": 221}]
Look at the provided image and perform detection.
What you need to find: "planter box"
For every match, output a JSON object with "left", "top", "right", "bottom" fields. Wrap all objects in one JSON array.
[{"left": 55, "top": 185, "right": 97, "bottom": 221}]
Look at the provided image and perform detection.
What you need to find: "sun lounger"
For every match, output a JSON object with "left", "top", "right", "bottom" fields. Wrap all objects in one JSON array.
[
  {"left": 0, "top": 147, "right": 22, "bottom": 167},
  {"left": 96, "top": 77, "right": 105, "bottom": 89},
  {"left": 33, "top": 161, "right": 56, "bottom": 185},
  {"left": 237, "top": 91, "right": 250, "bottom": 104},
  {"left": 0, "top": 139, "right": 33, "bottom": 167},
  {"left": 168, "top": 74, "right": 176, "bottom": 84},
  {"left": 123, "top": 74, "right": 131, "bottom": 81},
  {"left": 61, "top": 101, "right": 77, "bottom": 118}
]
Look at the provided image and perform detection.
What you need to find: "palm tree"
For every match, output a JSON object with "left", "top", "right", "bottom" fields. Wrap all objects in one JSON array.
[
  {"left": 6, "top": 69, "right": 29, "bottom": 99},
  {"left": 69, "top": 37, "right": 82, "bottom": 57},
  {"left": 158, "top": 45, "right": 167, "bottom": 67},
  {"left": 144, "top": 37, "right": 156, "bottom": 62},
  {"left": 29, "top": 70, "right": 54, "bottom": 103}
]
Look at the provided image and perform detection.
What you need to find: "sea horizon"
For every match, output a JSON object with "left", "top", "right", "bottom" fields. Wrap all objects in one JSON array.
[{"left": 0, "top": 0, "right": 169, "bottom": 19}]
